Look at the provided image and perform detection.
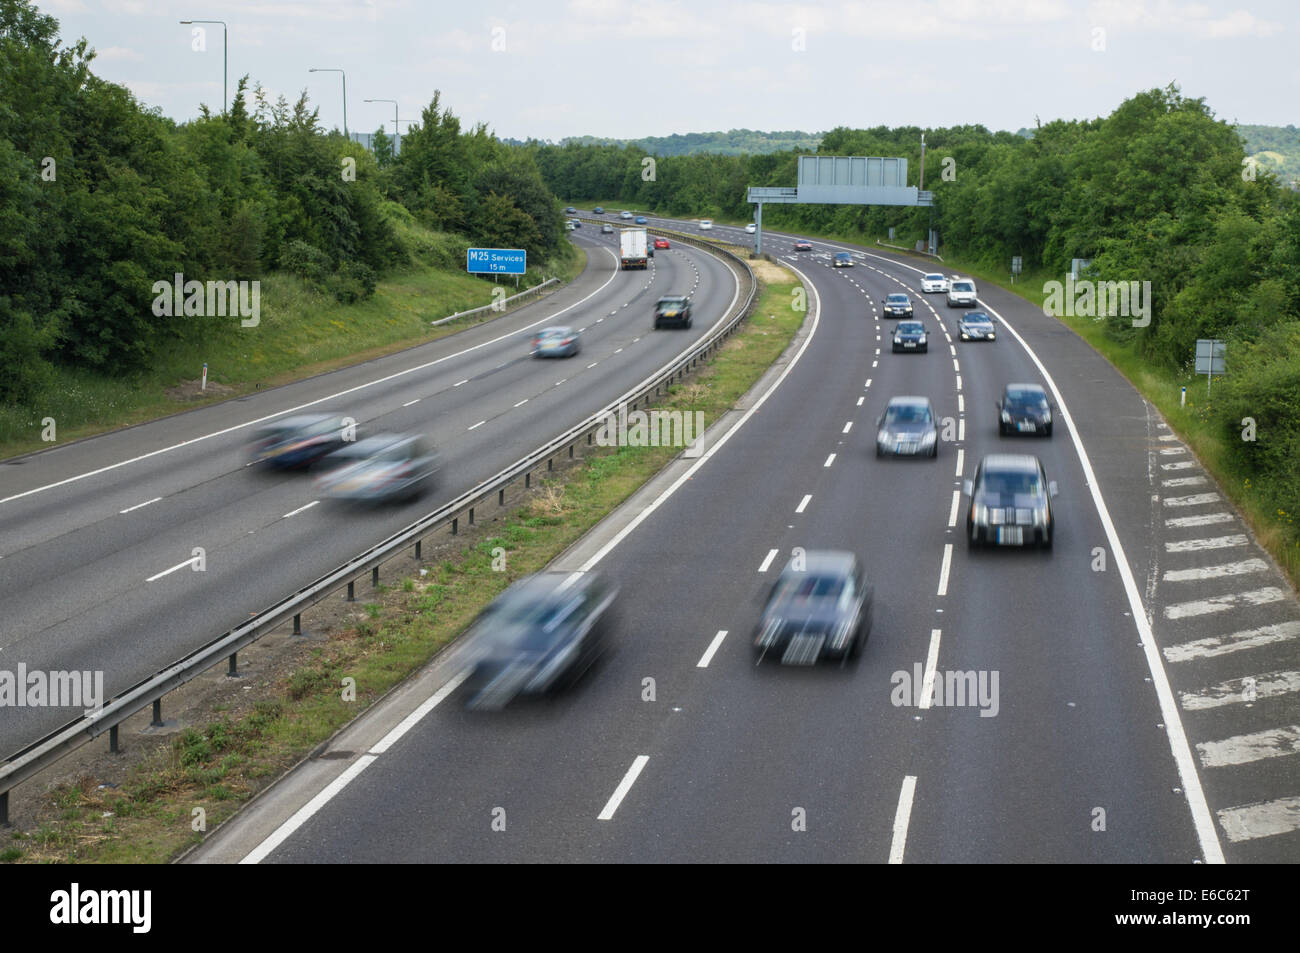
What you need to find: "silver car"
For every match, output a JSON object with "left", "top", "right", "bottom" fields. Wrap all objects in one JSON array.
[
  {"left": 875, "top": 396, "right": 938, "bottom": 458},
  {"left": 532, "top": 326, "right": 581, "bottom": 358},
  {"left": 959, "top": 312, "right": 997, "bottom": 341},
  {"left": 314, "top": 433, "right": 438, "bottom": 503}
]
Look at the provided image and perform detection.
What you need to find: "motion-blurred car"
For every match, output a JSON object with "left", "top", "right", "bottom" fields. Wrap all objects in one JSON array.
[
  {"left": 564, "top": 206, "right": 577, "bottom": 214},
  {"left": 745, "top": 223, "right": 757, "bottom": 234},
  {"left": 654, "top": 294, "right": 692, "bottom": 329},
  {"left": 635, "top": 216, "right": 647, "bottom": 224},
  {"left": 699, "top": 219, "right": 713, "bottom": 230},
  {"left": 601, "top": 224, "right": 614, "bottom": 234},
  {"left": 947, "top": 278, "right": 978, "bottom": 307},
  {"left": 964, "top": 454, "right": 1057, "bottom": 548},
  {"left": 883, "top": 293, "right": 914, "bottom": 318},
  {"left": 892, "top": 320, "right": 928, "bottom": 352},
  {"left": 875, "top": 396, "right": 938, "bottom": 458},
  {"left": 833, "top": 252, "right": 854, "bottom": 268},
  {"left": 653, "top": 237, "right": 670, "bottom": 249},
  {"left": 959, "top": 312, "right": 996, "bottom": 341},
  {"left": 569, "top": 219, "right": 582, "bottom": 228},
  {"left": 314, "top": 433, "right": 438, "bottom": 503},
  {"left": 793, "top": 239, "right": 813, "bottom": 251},
  {"left": 461, "top": 571, "right": 617, "bottom": 709},
  {"left": 754, "top": 551, "right": 873, "bottom": 664},
  {"left": 620, "top": 210, "right": 633, "bottom": 219},
  {"left": 249, "top": 414, "right": 351, "bottom": 469},
  {"left": 921, "top": 273, "right": 949, "bottom": 293},
  {"left": 593, "top": 206, "right": 605, "bottom": 214},
  {"left": 564, "top": 221, "right": 576, "bottom": 231},
  {"left": 997, "top": 383, "right": 1054, "bottom": 436},
  {"left": 532, "top": 326, "right": 581, "bottom": 358}
]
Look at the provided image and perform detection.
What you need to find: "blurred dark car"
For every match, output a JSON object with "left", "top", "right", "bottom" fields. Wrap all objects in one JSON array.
[
  {"left": 654, "top": 294, "right": 692, "bottom": 329},
  {"left": 876, "top": 396, "right": 938, "bottom": 458},
  {"left": 997, "top": 382, "right": 1054, "bottom": 436},
  {"left": 313, "top": 433, "right": 438, "bottom": 503},
  {"left": 593, "top": 206, "right": 605, "bottom": 214},
  {"left": 883, "top": 293, "right": 914, "bottom": 318},
  {"left": 891, "top": 320, "right": 928, "bottom": 353},
  {"left": 833, "top": 252, "right": 854, "bottom": 268},
  {"left": 964, "top": 454, "right": 1057, "bottom": 548},
  {"left": 532, "top": 326, "right": 581, "bottom": 358},
  {"left": 754, "top": 551, "right": 872, "bottom": 665},
  {"left": 462, "top": 571, "right": 618, "bottom": 709},
  {"left": 564, "top": 206, "right": 577, "bottom": 213},
  {"left": 249, "top": 414, "right": 351, "bottom": 469}
]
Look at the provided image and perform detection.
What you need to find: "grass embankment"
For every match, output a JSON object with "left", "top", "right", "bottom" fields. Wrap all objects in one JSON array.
[
  {"left": 2, "top": 260, "right": 802, "bottom": 864},
  {"left": 0, "top": 220, "right": 580, "bottom": 461}
]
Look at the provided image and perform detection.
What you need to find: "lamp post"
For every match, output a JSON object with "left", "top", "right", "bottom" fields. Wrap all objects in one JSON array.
[
  {"left": 179, "top": 18, "right": 227, "bottom": 115},
  {"left": 308, "top": 67, "right": 348, "bottom": 139},
  {"left": 364, "top": 98, "right": 399, "bottom": 155}
]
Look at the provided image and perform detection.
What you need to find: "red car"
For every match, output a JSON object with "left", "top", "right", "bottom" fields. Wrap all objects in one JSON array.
[
  {"left": 653, "top": 237, "right": 670, "bottom": 249},
  {"left": 793, "top": 239, "right": 813, "bottom": 251}
]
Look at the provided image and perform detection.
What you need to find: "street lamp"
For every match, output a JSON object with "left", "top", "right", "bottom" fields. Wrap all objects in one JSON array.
[
  {"left": 178, "top": 19, "right": 227, "bottom": 115},
  {"left": 308, "top": 67, "right": 348, "bottom": 139},
  {"left": 363, "top": 98, "right": 399, "bottom": 155}
]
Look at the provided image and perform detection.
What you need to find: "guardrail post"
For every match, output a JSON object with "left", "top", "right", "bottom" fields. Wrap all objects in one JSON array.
[
  {"left": 228, "top": 652, "right": 240, "bottom": 678},
  {"left": 569, "top": 445, "right": 574, "bottom": 459},
  {"left": 0, "top": 790, "right": 7, "bottom": 827},
  {"left": 587, "top": 433, "right": 593, "bottom": 446},
  {"left": 525, "top": 473, "right": 531, "bottom": 489},
  {"left": 371, "top": 566, "right": 380, "bottom": 588},
  {"left": 293, "top": 613, "right": 303, "bottom": 636},
  {"left": 498, "top": 489, "right": 505, "bottom": 506},
  {"left": 547, "top": 458, "right": 553, "bottom": 472},
  {"left": 109, "top": 724, "right": 119, "bottom": 754},
  {"left": 150, "top": 699, "right": 164, "bottom": 728},
  {"left": 469, "top": 507, "right": 475, "bottom": 526},
  {"left": 346, "top": 581, "right": 355, "bottom": 602},
  {"left": 452, "top": 517, "right": 458, "bottom": 535},
  {"left": 415, "top": 539, "right": 422, "bottom": 560}
]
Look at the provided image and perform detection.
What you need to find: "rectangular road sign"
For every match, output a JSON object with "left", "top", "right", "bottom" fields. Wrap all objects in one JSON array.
[
  {"left": 1195, "top": 339, "right": 1226, "bottom": 375},
  {"left": 467, "top": 247, "right": 526, "bottom": 275}
]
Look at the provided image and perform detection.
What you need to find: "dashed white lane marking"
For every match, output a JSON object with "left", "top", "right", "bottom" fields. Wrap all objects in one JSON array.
[
  {"left": 402, "top": 398, "right": 421, "bottom": 407},
  {"left": 955, "top": 375, "right": 963, "bottom": 391},
  {"left": 1164, "top": 621, "right": 1300, "bottom": 663},
  {"left": 1166, "top": 512, "right": 1233, "bottom": 528},
  {"left": 467, "top": 420, "right": 486, "bottom": 431},
  {"left": 1160, "top": 447, "right": 1188, "bottom": 456},
  {"left": 918, "top": 630, "right": 942, "bottom": 710},
  {"left": 1163, "top": 559, "right": 1268, "bottom": 582},
  {"left": 1180, "top": 670, "right": 1300, "bottom": 711},
  {"left": 513, "top": 398, "right": 529, "bottom": 408},
  {"left": 796, "top": 494, "right": 812, "bottom": 514},
  {"left": 614, "top": 347, "right": 623, "bottom": 353},
  {"left": 1165, "top": 535, "right": 1247, "bottom": 553},
  {"left": 598, "top": 755, "right": 650, "bottom": 820},
  {"left": 282, "top": 500, "right": 319, "bottom": 519},
  {"left": 1217, "top": 796, "right": 1300, "bottom": 843},
  {"left": 952, "top": 359, "right": 960, "bottom": 372},
  {"left": 1163, "top": 476, "right": 1207, "bottom": 487},
  {"left": 697, "top": 630, "right": 729, "bottom": 668},
  {"left": 888, "top": 776, "right": 918, "bottom": 864},
  {"left": 842, "top": 422, "right": 853, "bottom": 434},
  {"left": 454, "top": 379, "right": 468, "bottom": 387},
  {"left": 937, "top": 543, "right": 953, "bottom": 596},
  {"left": 587, "top": 362, "right": 599, "bottom": 369},
  {"left": 957, "top": 395, "right": 964, "bottom": 413},
  {"left": 957, "top": 418, "right": 965, "bottom": 442},
  {"left": 120, "top": 497, "right": 162, "bottom": 514},
  {"left": 1163, "top": 493, "right": 1220, "bottom": 507},
  {"left": 947, "top": 490, "right": 961, "bottom": 528},
  {"left": 824, "top": 453, "right": 836, "bottom": 468},
  {"left": 1162, "top": 460, "right": 1197, "bottom": 470},
  {"left": 1197, "top": 726, "right": 1300, "bottom": 768},
  {"left": 146, "top": 556, "right": 200, "bottom": 582},
  {"left": 1164, "top": 587, "right": 1286, "bottom": 620},
  {"left": 758, "top": 548, "right": 779, "bottom": 573},
  {"left": 857, "top": 396, "right": 865, "bottom": 406},
  {"left": 555, "top": 379, "right": 567, "bottom": 386},
  {"left": 865, "top": 379, "right": 873, "bottom": 388},
  {"left": 872, "top": 360, "right": 878, "bottom": 368},
  {"left": 955, "top": 448, "right": 965, "bottom": 477}
]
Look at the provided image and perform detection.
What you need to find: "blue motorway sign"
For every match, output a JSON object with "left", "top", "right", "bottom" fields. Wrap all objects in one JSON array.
[{"left": 467, "top": 247, "right": 527, "bottom": 275}]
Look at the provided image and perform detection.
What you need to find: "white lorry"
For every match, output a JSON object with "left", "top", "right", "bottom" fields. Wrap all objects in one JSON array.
[{"left": 619, "top": 227, "right": 648, "bottom": 270}]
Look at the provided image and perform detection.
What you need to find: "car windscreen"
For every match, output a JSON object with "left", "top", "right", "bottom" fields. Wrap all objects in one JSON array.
[
  {"left": 884, "top": 406, "right": 931, "bottom": 425},
  {"left": 953, "top": 282, "right": 974, "bottom": 292},
  {"left": 1006, "top": 389, "right": 1048, "bottom": 408},
  {"left": 887, "top": 295, "right": 909, "bottom": 303},
  {"left": 925, "top": 274, "right": 943, "bottom": 281},
  {"left": 772, "top": 573, "right": 846, "bottom": 601},
  {"left": 898, "top": 323, "right": 924, "bottom": 333},
  {"left": 980, "top": 470, "right": 1042, "bottom": 497}
]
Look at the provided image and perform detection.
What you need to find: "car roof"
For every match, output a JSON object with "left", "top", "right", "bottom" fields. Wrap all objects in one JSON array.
[
  {"left": 780, "top": 550, "right": 858, "bottom": 575},
  {"left": 887, "top": 292, "right": 910, "bottom": 299},
  {"left": 335, "top": 433, "right": 422, "bottom": 454},
  {"left": 538, "top": 326, "right": 574, "bottom": 335},
  {"left": 1005, "top": 382, "right": 1047, "bottom": 393},
  {"left": 979, "top": 453, "right": 1042, "bottom": 474},
  {"left": 924, "top": 273, "right": 944, "bottom": 278},
  {"left": 963, "top": 312, "right": 994, "bottom": 321},
  {"left": 886, "top": 395, "right": 933, "bottom": 407},
  {"left": 658, "top": 294, "right": 688, "bottom": 301}
]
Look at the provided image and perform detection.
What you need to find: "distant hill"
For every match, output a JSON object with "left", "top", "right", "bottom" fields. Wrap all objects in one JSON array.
[
  {"left": 502, "top": 129, "right": 823, "bottom": 156},
  {"left": 1235, "top": 124, "right": 1300, "bottom": 186}
]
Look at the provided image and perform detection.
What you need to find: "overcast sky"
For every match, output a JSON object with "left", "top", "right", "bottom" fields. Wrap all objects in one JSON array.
[{"left": 44, "top": 0, "right": 1296, "bottom": 141}]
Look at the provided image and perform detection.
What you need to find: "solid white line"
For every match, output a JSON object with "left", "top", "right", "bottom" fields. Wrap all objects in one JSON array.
[
  {"left": 1218, "top": 796, "right": 1300, "bottom": 843},
  {"left": 1197, "top": 726, "right": 1300, "bottom": 768},
  {"left": 598, "top": 755, "right": 649, "bottom": 820},
  {"left": 758, "top": 548, "right": 779, "bottom": 573},
  {"left": 824, "top": 453, "right": 836, "bottom": 467},
  {"left": 2, "top": 246, "right": 626, "bottom": 507},
  {"left": 918, "top": 630, "right": 942, "bottom": 710},
  {"left": 955, "top": 448, "right": 964, "bottom": 477},
  {"left": 1180, "top": 670, "right": 1300, "bottom": 711},
  {"left": 1165, "top": 513, "right": 1232, "bottom": 528},
  {"left": 796, "top": 494, "right": 812, "bottom": 514},
  {"left": 1166, "top": 535, "right": 1247, "bottom": 553},
  {"left": 467, "top": 420, "right": 486, "bottom": 431},
  {"left": 402, "top": 398, "right": 420, "bottom": 407},
  {"left": 1164, "top": 587, "right": 1285, "bottom": 620},
  {"left": 119, "top": 497, "right": 162, "bottom": 514},
  {"left": 145, "top": 557, "right": 198, "bottom": 582},
  {"left": 282, "top": 500, "right": 319, "bottom": 519},
  {"left": 1164, "top": 621, "right": 1300, "bottom": 663},
  {"left": 888, "top": 776, "right": 917, "bottom": 864},
  {"left": 697, "top": 630, "right": 729, "bottom": 668},
  {"left": 1163, "top": 559, "right": 1268, "bottom": 582},
  {"left": 937, "top": 544, "right": 953, "bottom": 596},
  {"left": 947, "top": 490, "right": 961, "bottom": 528},
  {"left": 842, "top": 422, "right": 853, "bottom": 434},
  {"left": 369, "top": 668, "right": 470, "bottom": 754}
]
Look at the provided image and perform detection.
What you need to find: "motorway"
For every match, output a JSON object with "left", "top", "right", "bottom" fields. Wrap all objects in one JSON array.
[
  {"left": 191, "top": 213, "right": 1300, "bottom": 864},
  {"left": 0, "top": 227, "right": 739, "bottom": 757}
]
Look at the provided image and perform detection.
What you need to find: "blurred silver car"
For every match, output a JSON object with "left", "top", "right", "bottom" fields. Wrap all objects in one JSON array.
[
  {"left": 754, "top": 551, "right": 873, "bottom": 664},
  {"left": 964, "top": 454, "right": 1057, "bottom": 548},
  {"left": 249, "top": 414, "right": 351, "bottom": 469},
  {"left": 532, "top": 326, "right": 581, "bottom": 358},
  {"left": 876, "top": 396, "right": 938, "bottom": 458},
  {"left": 958, "top": 312, "right": 996, "bottom": 341},
  {"left": 314, "top": 433, "right": 438, "bottom": 503}
]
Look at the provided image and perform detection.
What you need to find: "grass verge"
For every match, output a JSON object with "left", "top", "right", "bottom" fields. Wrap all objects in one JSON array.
[{"left": 2, "top": 260, "right": 803, "bottom": 863}]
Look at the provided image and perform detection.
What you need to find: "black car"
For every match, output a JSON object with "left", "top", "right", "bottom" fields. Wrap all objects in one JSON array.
[
  {"left": 883, "top": 293, "right": 913, "bottom": 318},
  {"left": 833, "top": 252, "right": 854, "bottom": 268},
  {"left": 876, "top": 396, "right": 938, "bottom": 458},
  {"left": 313, "top": 433, "right": 439, "bottom": 503},
  {"left": 997, "top": 383, "right": 1054, "bottom": 436},
  {"left": 964, "top": 454, "right": 1057, "bottom": 548},
  {"left": 461, "top": 571, "right": 617, "bottom": 709},
  {"left": 891, "top": 320, "right": 928, "bottom": 353},
  {"left": 248, "top": 414, "right": 352, "bottom": 469},
  {"left": 754, "top": 551, "right": 873, "bottom": 664},
  {"left": 654, "top": 294, "right": 692, "bottom": 329}
]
